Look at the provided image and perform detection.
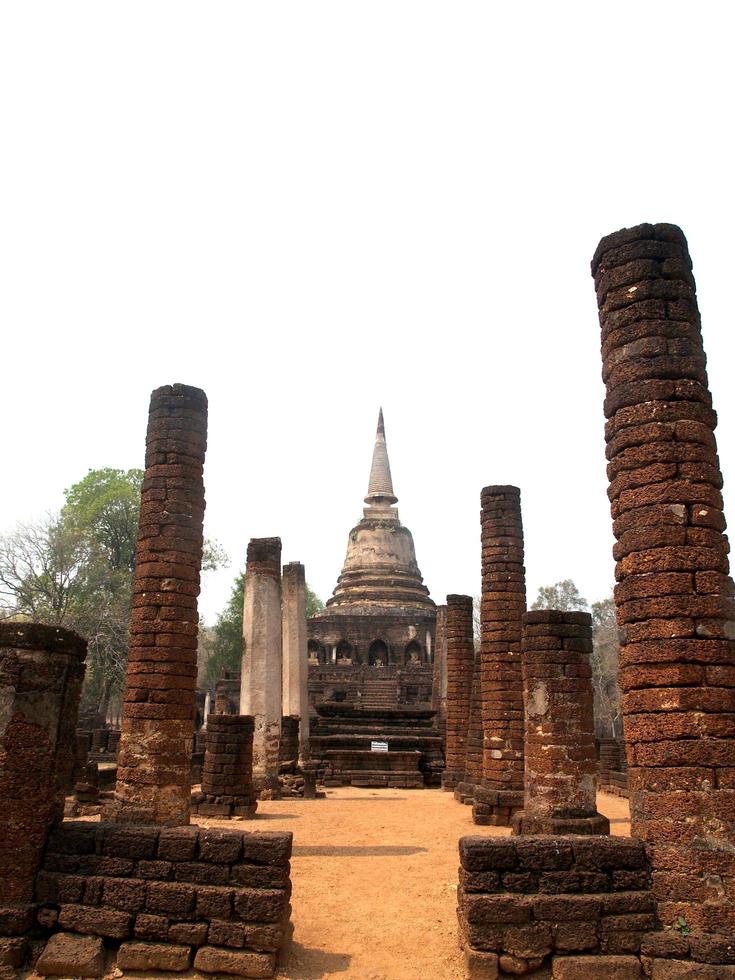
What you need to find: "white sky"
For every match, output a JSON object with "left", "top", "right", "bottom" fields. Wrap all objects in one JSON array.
[{"left": 2, "top": 3, "right": 733, "bottom": 624}]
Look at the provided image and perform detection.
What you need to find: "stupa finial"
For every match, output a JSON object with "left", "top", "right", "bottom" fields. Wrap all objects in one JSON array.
[{"left": 365, "top": 408, "right": 397, "bottom": 505}]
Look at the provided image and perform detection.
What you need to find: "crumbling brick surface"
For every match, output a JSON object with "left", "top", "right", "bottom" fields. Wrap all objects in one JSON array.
[
  {"left": 191, "top": 715, "right": 257, "bottom": 819},
  {"left": 0, "top": 623, "right": 87, "bottom": 911},
  {"left": 592, "top": 223, "right": 735, "bottom": 944},
  {"left": 441, "top": 595, "right": 474, "bottom": 790},
  {"left": 113, "top": 384, "right": 208, "bottom": 826},
  {"left": 513, "top": 611, "right": 609, "bottom": 836},
  {"left": 431, "top": 604, "right": 447, "bottom": 723},
  {"left": 473, "top": 486, "right": 526, "bottom": 827},
  {"left": 34, "top": 821, "right": 292, "bottom": 977},
  {"left": 457, "top": 835, "right": 655, "bottom": 975}
]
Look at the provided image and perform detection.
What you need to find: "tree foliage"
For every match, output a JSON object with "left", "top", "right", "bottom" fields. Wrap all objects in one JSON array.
[
  {"left": 0, "top": 467, "right": 226, "bottom": 721},
  {"left": 531, "top": 579, "right": 588, "bottom": 612}
]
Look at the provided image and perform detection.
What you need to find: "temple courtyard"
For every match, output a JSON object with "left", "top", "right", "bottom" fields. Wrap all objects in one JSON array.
[{"left": 106, "top": 788, "right": 627, "bottom": 980}]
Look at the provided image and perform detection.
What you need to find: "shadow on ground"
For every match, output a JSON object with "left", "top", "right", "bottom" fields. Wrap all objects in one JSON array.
[
  {"left": 278, "top": 940, "right": 352, "bottom": 978},
  {"left": 292, "top": 844, "right": 427, "bottom": 857}
]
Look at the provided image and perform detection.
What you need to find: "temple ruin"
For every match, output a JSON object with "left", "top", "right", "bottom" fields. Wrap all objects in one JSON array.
[{"left": 1, "top": 223, "right": 735, "bottom": 977}]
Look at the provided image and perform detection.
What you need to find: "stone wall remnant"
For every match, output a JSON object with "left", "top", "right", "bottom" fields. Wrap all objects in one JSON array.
[
  {"left": 592, "top": 222, "right": 735, "bottom": 937},
  {"left": 282, "top": 562, "right": 309, "bottom": 761},
  {"left": 240, "top": 538, "right": 283, "bottom": 794},
  {"left": 113, "top": 384, "right": 207, "bottom": 826},
  {"left": 0, "top": 623, "right": 87, "bottom": 918},
  {"left": 441, "top": 595, "right": 474, "bottom": 791},
  {"left": 513, "top": 610, "right": 609, "bottom": 835},
  {"left": 473, "top": 485, "right": 527, "bottom": 826}
]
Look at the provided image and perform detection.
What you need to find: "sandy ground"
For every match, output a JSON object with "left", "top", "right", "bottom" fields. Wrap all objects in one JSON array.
[{"left": 192, "top": 788, "right": 631, "bottom": 980}]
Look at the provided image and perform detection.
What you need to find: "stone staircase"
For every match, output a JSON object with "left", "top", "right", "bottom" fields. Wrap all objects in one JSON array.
[{"left": 361, "top": 678, "right": 398, "bottom": 709}]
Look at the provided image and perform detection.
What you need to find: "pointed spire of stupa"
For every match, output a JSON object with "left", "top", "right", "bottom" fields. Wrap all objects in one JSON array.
[{"left": 365, "top": 407, "right": 398, "bottom": 505}]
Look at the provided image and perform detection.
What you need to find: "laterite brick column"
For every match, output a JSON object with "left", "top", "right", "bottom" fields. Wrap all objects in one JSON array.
[
  {"left": 192, "top": 714, "right": 257, "bottom": 818},
  {"left": 240, "top": 538, "right": 283, "bottom": 795},
  {"left": 441, "top": 595, "right": 474, "bottom": 791},
  {"left": 513, "top": 610, "right": 609, "bottom": 835},
  {"left": 592, "top": 223, "right": 735, "bottom": 937},
  {"left": 281, "top": 562, "right": 309, "bottom": 762},
  {"left": 0, "top": 624, "right": 87, "bottom": 919},
  {"left": 431, "top": 604, "right": 447, "bottom": 725},
  {"left": 455, "top": 655, "right": 483, "bottom": 804},
  {"left": 114, "top": 383, "right": 207, "bottom": 826},
  {"left": 473, "top": 485, "right": 526, "bottom": 826}
]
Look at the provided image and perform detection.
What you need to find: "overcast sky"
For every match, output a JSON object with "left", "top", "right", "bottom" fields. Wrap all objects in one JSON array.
[{"left": 2, "top": 3, "right": 733, "bottom": 624}]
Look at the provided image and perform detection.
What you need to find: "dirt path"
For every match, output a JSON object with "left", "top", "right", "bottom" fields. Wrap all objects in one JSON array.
[{"left": 194, "top": 787, "right": 630, "bottom": 980}]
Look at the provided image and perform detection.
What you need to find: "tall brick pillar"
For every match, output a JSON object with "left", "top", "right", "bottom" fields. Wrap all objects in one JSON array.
[
  {"left": 240, "top": 538, "right": 283, "bottom": 794},
  {"left": 473, "top": 485, "right": 526, "bottom": 826},
  {"left": 114, "top": 383, "right": 207, "bottom": 826},
  {"left": 592, "top": 223, "right": 735, "bottom": 935},
  {"left": 282, "top": 562, "right": 309, "bottom": 762},
  {"left": 455, "top": 656, "right": 483, "bottom": 805},
  {"left": 513, "top": 610, "right": 609, "bottom": 835},
  {"left": 431, "top": 604, "right": 447, "bottom": 725},
  {"left": 0, "top": 624, "right": 86, "bottom": 918},
  {"left": 441, "top": 595, "right": 474, "bottom": 791}
]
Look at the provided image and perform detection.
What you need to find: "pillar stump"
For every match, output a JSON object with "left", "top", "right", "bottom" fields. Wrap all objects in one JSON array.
[
  {"left": 240, "top": 537, "right": 283, "bottom": 795},
  {"left": 282, "top": 562, "right": 309, "bottom": 762},
  {"left": 0, "top": 623, "right": 87, "bottom": 928},
  {"left": 113, "top": 383, "right": 207, "bottom": 826},
  {"left": 192, "top": 714, "right": 257, "bottom": 819},
  {"left": 592, "top": 222, "right": 735, "bottom": 937},
  {"left": 512, "top": 610, "right": 609, "bottom": 835},
  {"left": 441, "top": 595, "right": 474, "bottom": 791},
  {"left": 473, "top": 485, "right": 526, "bottom": 826}
]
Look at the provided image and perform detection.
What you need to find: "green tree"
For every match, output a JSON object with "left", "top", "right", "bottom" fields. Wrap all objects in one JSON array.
[
  {"left": 591, "top": 597, "right": 622, "bottom": 738},
  {"left": 531, "top": 578, "right": 589, "bottom": 612}
]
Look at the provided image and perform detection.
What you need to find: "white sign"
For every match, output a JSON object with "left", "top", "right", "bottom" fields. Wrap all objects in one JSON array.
[{"left": 371, "top": 741, "right": 389, "bottom": 753}]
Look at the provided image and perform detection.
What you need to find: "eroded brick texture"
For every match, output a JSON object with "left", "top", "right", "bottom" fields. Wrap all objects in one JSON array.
[
  {"left": 473, "top": 486, "right": 526, "bottom": 827},
  {"left": 441, "top": 595, "right": 474, "bottom": 791},
  {"left": 513, "top": 611, "right": 609, "bottom": 836},
  {"left": 191, "top": 715, "right": 257, "bottom": 819},
  {"left": 457, "top": 834, "right": 655, "bottom": 976},
  {"left": 0, "top": 624, "right": 87, "bottom": 916},
  {"left": 455, "top": 654, "right": 483, "bottom": 804},
  {"left": 35, "top": 821, "right": 292, "bottom": 978},
  {"left": 592, "top": 223, "right": 735, "bottom": 940},
  {"left": 114, "top": 384, "right": 207, "bottom": 826}
]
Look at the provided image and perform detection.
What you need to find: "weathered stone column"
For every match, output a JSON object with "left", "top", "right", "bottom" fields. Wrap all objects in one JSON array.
[
  {"left": 240, "top": 537, "right": 283, "bottom": 794},
  {"left": 191, "top": 714, "right": 257, "bottom": 819},
  {"left": 513, "top": 610, "right": 609, "bottom": 835},
  {"left": 455, "top": 655, "right": 483, "bottom": 804},
  {"left": 441, "top": 595, "right": 474, "bottom": 791},
  {"left": 114, "top": 383, "right": 207, "bottom": 826},
  {"left": 282, "top": 561, "right": 309, "bottom": 762},
  {"left": 431, "top": 604, "right": 447, "bottom": 724},
  {"left": 0, "top": 623, "right": 86, "bottom": 917},
  {"left": 472, "top": 487, "right": 526, "bottom": 825},
  {"left": 592, "top": 223, "right": 735, "bottom": 935}
]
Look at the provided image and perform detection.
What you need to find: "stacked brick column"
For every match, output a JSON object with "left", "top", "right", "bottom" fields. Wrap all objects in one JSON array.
[
  {"left": 240, "top": 538, "right": 283, "bottom": 795},
  {"left": 473, "top": 485, "right": 527, "bottom": 826},
  {"left": 592, "top": 223, "right": 735, "bottom": 938},
  {"left": 455, "top": 654, "right": 483, "bottom": 804},
  {"left": 192, "top": 715, "right": 257, "bottom": 819},
  {"left": 441, "top": 595, "right": 474, "bottom": 791},
  {"left": 281, "top": 562, "right": 309, "bottom": 762},
  {"left": 114, "top": 384, "right": 207, "bottom": 826},
  {"left": 513, "top": 610, "right": 609, "bottom": 835},
  {"left": 0, "top": 623, "right": 87, "bottom": 935},
  {"left": 431, "top": 604, "right": 447, "bottom": 724}
]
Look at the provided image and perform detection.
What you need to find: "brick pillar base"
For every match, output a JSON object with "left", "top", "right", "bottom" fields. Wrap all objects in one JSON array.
[{"left": 192, "top": 715, "right": 257, "bottom": 819}]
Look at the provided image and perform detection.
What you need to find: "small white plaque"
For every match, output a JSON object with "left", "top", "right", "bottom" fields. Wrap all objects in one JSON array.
[{"left": 371, "top": 741, "right": 389, "bottom": 753}]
